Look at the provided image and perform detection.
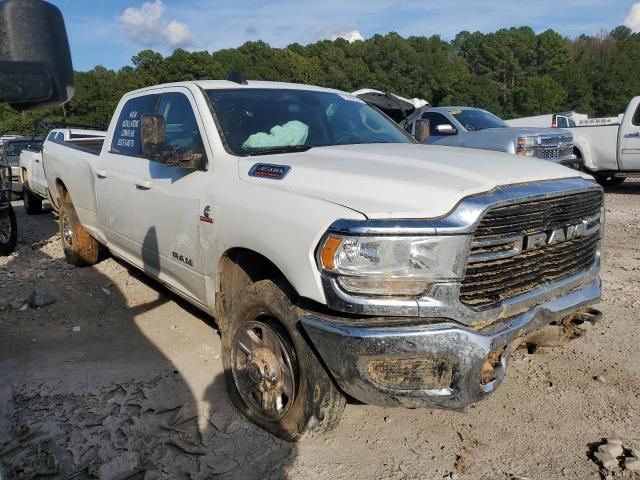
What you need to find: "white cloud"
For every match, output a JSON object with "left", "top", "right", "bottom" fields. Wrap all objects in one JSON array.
[
  {"left": 333, "top": 29, "right": 364, "bottom": 42},
  {"left": 118, "top": 0, "right": 194, "bottom": 48},
  {"left": 625, "top": 2, "right": 640, "bottom": 32}
]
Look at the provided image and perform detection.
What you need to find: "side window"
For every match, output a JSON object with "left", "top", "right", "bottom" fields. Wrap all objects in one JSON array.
[
  {"left": 633, "top": 104, "right": 640, "bottom": 127},
  {"left": 421, "top": 112, "right": 454, "bottom": 136},
  {"left": 155, "top": 92, "right": 207, "bottom": 163},
  {"left": 47, "top": 132, "right": 58, "bottom": 142},
  {"left": 111, "top": 94, "right": 158, "bottom": 156}
]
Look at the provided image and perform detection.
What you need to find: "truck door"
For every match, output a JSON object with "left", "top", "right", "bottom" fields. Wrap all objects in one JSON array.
[
  {"left": 618, "top": 97, "right": 640, "bottom": 170},
  {"left": 133, "top": 89, "right": 208, "bottom": 303},
  {"left": 96, "top": 94, "right": 158, "bottom": 261},
  {"left": 33, "top": 132, "right": 57, "bottom": 196}
]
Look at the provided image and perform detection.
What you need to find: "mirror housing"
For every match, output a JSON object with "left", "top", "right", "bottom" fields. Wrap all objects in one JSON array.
[
  {"left": 436, "top": 123, "right": 458, "bottom": 135},
  {"left": 0, "top": 0, "right": 74, "bottom": 111},
  {"left": 414, "top": 119, "right": 430, "bottom": 143},
  {"left": 141, "top": 114, "right": 203, "bottom": 170}
]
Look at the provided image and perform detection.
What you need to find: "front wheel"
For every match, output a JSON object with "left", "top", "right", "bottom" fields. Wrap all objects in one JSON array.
[
  {"left": 221, "top": 280, "right": 345, "bottom": 441},
  {"left": 0, "top": 205, "right": 17, "bottom": 255}
]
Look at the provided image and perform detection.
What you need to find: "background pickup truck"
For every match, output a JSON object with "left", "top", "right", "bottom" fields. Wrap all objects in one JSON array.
[
  {"left": 354, "top": 91, "right": 580, "bottom": 169},
  {"left": 507, "top": 97, "right": 640, "bottom": 186},
  {"left": 20, "top": 126, "right": 106, "bottom": 214},
  {"left": 43, "top": 79, "right": 603, "bottom": 441}
]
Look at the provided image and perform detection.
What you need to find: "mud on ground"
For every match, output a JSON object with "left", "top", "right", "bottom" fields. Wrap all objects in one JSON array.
[{"left": 1, "top": 181, "right": 639, "bottom": 480}]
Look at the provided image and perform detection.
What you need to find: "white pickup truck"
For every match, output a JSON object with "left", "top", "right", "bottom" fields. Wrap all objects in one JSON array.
[
  {"left": 507, "top": 97, "right": 640, "bottom": 186},
  {"left": 20, "top": 127, "right": 106, "bottom": 214},
  {"left": 43, "top": 79, "right": 604, "bottom": 440}
]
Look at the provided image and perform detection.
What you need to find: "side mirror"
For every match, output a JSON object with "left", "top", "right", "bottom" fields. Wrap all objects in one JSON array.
[
  {"left": 0, "top": 0, "right": 74, "bottom": 111},
  {"left": 414, "top": 119, "right": 430, "bottom": 143},
  {"left": 436, "top": 124, "right": 458, "bottom": 135},
  {"left": 141, "top": 114, "right": 203, "bottom": 170}
]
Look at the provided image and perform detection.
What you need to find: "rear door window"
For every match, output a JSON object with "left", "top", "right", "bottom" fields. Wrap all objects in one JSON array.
[{"left": 111, "top": 94, "right": 159, "bottom": 156}]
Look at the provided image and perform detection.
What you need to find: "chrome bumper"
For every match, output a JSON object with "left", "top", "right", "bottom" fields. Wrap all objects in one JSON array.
[{"left": 301, "top": 276, "right": 601, "bottom": 410}]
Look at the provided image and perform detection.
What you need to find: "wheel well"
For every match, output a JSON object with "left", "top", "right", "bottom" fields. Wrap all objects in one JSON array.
[
  {"left": 217, "top": 248, "right": 296, "bottom": 325},
  {"left": 55, "top": 180, "right": 70, "bottom": 203},
  {"left": 573, "top": 146, "right": 582, "bottom": 159}
]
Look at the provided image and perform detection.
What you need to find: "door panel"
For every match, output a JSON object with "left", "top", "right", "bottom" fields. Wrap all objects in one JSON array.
[
  {"left": 96, "top": 94, "right": 158, "bottom": 258},
  {"left": 133, "top": 90, "right": 208, "bottom": 302},
  {"left": 619, "top": 98, "right": 640, "bottom": 170}
]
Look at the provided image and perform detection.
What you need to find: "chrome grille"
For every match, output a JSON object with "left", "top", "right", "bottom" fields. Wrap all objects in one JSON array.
[
  {"left": 537, "top": 135, "right": 574, "bottom": 160},
  {"left": 460, "top": 190, "right": 602, "bottom": 310}
]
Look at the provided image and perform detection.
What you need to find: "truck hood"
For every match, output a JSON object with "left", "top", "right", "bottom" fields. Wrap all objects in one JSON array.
[
  {"left": 238, "top": 143, "right": 590, "bottom": 219},
  {"left": 476, "top": 127, "right": 571, "bottom": 137}
]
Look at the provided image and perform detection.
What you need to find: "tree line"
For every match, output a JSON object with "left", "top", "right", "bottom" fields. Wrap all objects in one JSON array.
[{"left": 1, "top": 25, "right": 639, "bottom": 135}]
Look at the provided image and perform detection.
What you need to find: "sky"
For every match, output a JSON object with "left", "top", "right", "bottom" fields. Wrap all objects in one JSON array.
[{"left": 49, "top": 0, "right": 640, "bottom": 72}]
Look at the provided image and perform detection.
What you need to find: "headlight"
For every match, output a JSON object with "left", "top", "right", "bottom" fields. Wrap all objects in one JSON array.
[
  {"left": 516, "top": 136, "right": 538, "bottom": 157},
  {"left": 319, "top": 234, "right": 469, "bottom": 296}
]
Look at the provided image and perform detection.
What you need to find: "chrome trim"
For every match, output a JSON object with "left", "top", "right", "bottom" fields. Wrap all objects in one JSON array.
[
  {"left": 327, "top": 178, "right": 601, "bottom": 236},
  {"left": 468, "top": 235, "right": 523, "bottom": 263},
  {"left": 323, "top": 256, "right": 600, "bottom": 325},
  {"left": 302, "top": 277, "right": 601, "bottom": 409}
]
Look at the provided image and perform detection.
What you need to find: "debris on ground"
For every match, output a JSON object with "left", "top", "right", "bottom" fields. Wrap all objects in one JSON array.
[
  {"left": 26, "top": 289, "right": 57, "bottom": 308},
  {"left": 591, "top": 438, "right": 640, "bottom": 477}
]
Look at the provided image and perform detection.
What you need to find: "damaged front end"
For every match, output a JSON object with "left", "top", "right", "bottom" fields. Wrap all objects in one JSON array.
[{"left": 302, "top": 178, "right": 604, "bottom": 410}]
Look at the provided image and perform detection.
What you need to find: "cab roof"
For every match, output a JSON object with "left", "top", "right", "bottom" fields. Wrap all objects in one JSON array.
[{"left": 127, "top": 80, "right": 347, "bottom": 96}]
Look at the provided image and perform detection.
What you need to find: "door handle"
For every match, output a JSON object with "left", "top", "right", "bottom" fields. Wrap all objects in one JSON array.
[
  {"left": 35, "top": 158, "right": 40, "bottom": 163},
  {"left": 625, "top": 132, "right": 640, "bottom": 138},
  {"left": 134, "top": 178, "right": 152, "bottom": 190},
  {"left": 95, "top": 169, "right": 107, "bottom": 178}
]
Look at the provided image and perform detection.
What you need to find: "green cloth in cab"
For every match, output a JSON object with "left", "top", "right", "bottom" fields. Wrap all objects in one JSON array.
[{"left": 242, "top": 120, "right": 309, "bottom": 149}]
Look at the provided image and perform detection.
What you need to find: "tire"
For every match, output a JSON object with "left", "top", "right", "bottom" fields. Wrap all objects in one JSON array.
[
  {"left": 59, "top": 199, "right": 99, "bottom": 266},
  {"left": 0, "top": 205, "right": 17, "bottom": 255},
  {"left": 221, "top": 279, "right": 345, "bottom": 441},
  {"left": 23, "top": 186, "right": 43, "bottom": 215},
  {"left": 595, "top": 175, "right": 625, "bottom": 187}
]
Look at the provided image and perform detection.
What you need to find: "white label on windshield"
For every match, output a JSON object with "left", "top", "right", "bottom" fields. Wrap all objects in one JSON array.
[{"left": 338, "top": 94, "right": 365, "bottom": 103}]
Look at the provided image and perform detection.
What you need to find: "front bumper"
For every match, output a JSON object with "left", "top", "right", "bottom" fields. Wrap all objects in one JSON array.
[{"left": 301, "top": 276, "right": 601, "bottom": 410}]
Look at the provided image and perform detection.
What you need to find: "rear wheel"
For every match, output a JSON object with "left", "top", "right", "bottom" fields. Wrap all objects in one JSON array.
[
  {"left": 23, "top": 186, "right": 43, "bottom": 215},
  {"left": 0, "top": 205, "right": 17, "bottom": 255},
  {"left": 595, "top": 175, "right": 625, "bottom": 187},
  {"left": 59, "top": 199, "right": 99, "bottom": 266},
  {"left": 221, "top": 280, "right": 345, "bottom": 441}
]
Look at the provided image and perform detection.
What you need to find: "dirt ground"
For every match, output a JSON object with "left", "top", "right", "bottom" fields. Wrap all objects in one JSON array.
[{"left": 1, "top": 181, "right": 639, "bottom": 480}]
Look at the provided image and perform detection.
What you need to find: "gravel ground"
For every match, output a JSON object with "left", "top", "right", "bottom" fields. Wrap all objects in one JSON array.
[{"left": 1, "top": 181, "right": 639, "bottom": 480}]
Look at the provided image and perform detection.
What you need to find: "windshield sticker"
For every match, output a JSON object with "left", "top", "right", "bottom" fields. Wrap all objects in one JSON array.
[
  {"left": 449, "top": 110, "right": 462, "bottom": 115},
  {"left": 249, "top": 163, "right": 291, "bottom": 180}
]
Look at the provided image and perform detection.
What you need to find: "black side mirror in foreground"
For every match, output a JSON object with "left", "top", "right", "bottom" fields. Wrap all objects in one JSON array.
[{"left": 0, "top": 0, "right": 74, "bottom": 111}]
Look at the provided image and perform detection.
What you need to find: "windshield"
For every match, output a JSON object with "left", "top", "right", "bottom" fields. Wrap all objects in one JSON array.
[
  {"left": 449, "top": 109, "right": 509, "bottom": 131},
  {"left": 206, "top": 88, "right": 413, "bottom": 156},
  {"left": 5, "top": 141, "right": 30, "bottom": 156}
]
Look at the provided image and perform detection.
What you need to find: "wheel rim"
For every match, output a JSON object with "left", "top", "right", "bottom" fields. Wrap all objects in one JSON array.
[
  {"left": 231, "top": 318, "right": 297, "bottom": 421},
  {"left": 61, "top": 212, "right": 73, "bottom": 246},
  {"left": 0, "top": 212, "right": 11, "bottom": 243}
]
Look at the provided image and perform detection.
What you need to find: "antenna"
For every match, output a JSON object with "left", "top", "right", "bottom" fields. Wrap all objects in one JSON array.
[{"left": 227, "top": 71, "right": 248, "bottom": 85}]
